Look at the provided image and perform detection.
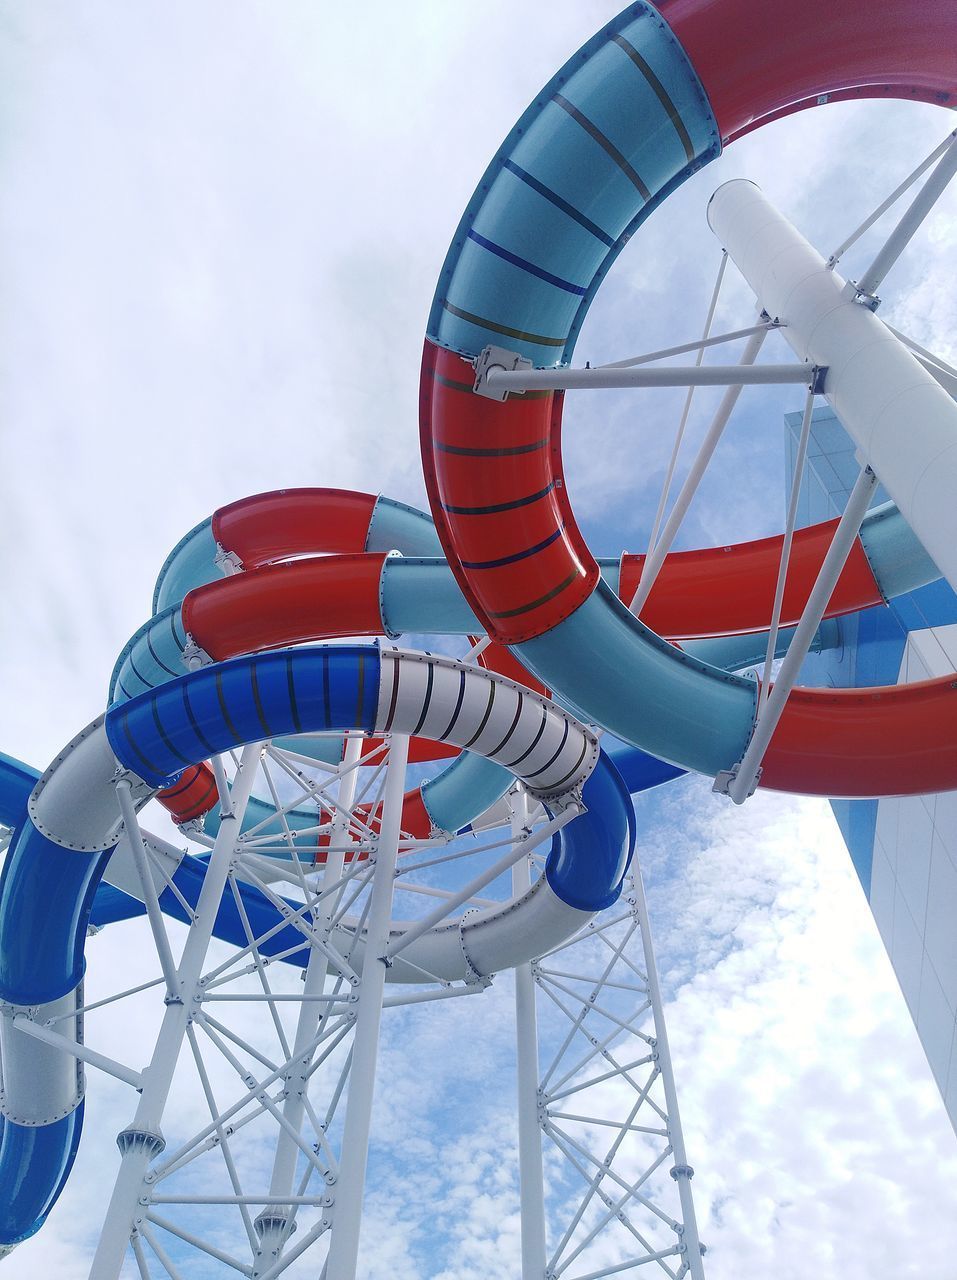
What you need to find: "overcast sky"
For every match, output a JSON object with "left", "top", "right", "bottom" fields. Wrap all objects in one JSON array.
[{"left": 2, "top": 3, "right": 957, "bottom": 1277}]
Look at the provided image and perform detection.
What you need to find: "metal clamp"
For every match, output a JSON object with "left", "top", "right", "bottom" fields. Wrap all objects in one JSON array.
[{"left": 473, "top": 344, "right": 533, "bottom": 402}]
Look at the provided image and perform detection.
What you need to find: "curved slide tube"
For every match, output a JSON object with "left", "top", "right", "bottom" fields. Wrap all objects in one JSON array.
[
  {"left": 419, "top": 0, "right": 957, "bottom": 798},
  {"left": 114, "top": 482, "right": 940, "bottom": 847},
  {"left": 0, "top": 645, "right": 632, "bottom": 1248},
  {"left": 117, "top": 488, "right": 687, "bottom": 848}
]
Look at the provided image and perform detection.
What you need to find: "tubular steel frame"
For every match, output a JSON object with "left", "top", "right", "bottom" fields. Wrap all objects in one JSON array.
[{"left": 13, "top": 723, "right": 708, "bottom": 1280}]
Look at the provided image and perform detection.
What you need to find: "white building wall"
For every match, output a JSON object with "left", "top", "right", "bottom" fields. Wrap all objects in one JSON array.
[{"left": 868, "top": 623, "right": 957, "bottom": 1124}]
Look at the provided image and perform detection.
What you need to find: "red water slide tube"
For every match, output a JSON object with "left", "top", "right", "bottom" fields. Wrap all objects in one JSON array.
[{"left": 419, "top": 1, "right": 957, "bottom": 797}]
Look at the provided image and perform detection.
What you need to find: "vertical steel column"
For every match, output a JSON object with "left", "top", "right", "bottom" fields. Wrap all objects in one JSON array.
[
  {"left": 511, "top": 787, "right": 548, "bottom": 1279},
  {"left": 90, "top": 743, "right": 263, "bottom": 1280},
  {"left": 855, "top": 133, "right": 957, "bottom": 299},
  {"left": 253, "top": 733, "right": 365, "bottom": 1277},
  {"left": 325, "top": 733, "right": 410, "bottom": 1280},
  {"left": 629, "top": 867, "right": 706, "bottom": 1280}
]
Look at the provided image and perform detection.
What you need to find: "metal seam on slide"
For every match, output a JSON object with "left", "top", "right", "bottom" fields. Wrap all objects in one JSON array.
[
  {"left": 462, "top": 522, "right": 565, "bottom": 572},
  {"left": 159, "top": 767, "right": 200, "bottom": 800},
  {"left": 487, "top": 692, "right": 525, "bottom": 758},
  {"left": 553, "top": 93, "right": 651, "bottom": 201},
  {"left": 383, "top": 653, "right": 402, "bottom": 733},
  {"left": 286, "top": 656, "right": 303, "bottom": 733},
  {"left": 442, "top": 482, "right": 555, "bottom": 517},
  {"left": 436, "top": 669, "right": 467, "bottom": 741},
  {"left": 436, "top": 439, "right": 549, "bottom": 458},
  {"left": 503, "top": 704, "right": 549, "bottom": 770},
  {"left": 187, "top": 773, "right": 218, "bottom": 813},
  {"left": 214, "top": 671, "right": 243, "bottom": 745},
  {"left": 181, "top": 684, "right": 217, "bottom": 756},
  {"left": 524, "top": 716, "right": 570, "bottom": 781},
  {"left": 434, "top": 372, "right": 477, "bottom": 394},
  {"left": 171, "top": 610, "right": 187, "bottom": 648},
  {"left": 127, "top": 648, "right": 154, "bottom": 693},
  {"left": 249, "top": 665, "right": 273, "bottom": 738},
  {"left": 612, "top": 33, "right": 695, "bottom": 162},
  {"left": 463, "top": 680, "right": 496, "bottom": 749},
  {"left": 488, "top": 569, "right": 581, "bottom": 619},
  {"left": 411, "top": 662, "right": 435, "bottom": 737},
  {"left": 441, "top": 300, "right": 566, "bottom": 348},
  {"left": 466, "top": 229, "right": 588, "bottom": 296},
  {"left": 150, "top": 700, "right": 192, "bottom": 767},
  {"left": 502, "top": 158, "right": 615, "bottom": 247},
  {"left": 120, "top": 712, "right": 162, "bottom": 779},
  {"left": 548, "top": 733, "right": 591, "bottom": 792},
  {"left": 322, "top": 651, "right": 331, "bottom": 730},
  {"left": 145, "top": 628, "right": 178, "bottom": 679}
]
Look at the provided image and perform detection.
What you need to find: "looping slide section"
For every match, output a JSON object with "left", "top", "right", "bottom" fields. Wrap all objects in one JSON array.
[
  {"left": 130, "top": 489, "right": 523, "bottom": 843},
  {"left": 0, "top": 644, "right": 633, "bottom": 1247},
  {"left": 420, "top": 0, "right": 957, "bottom": 798}
]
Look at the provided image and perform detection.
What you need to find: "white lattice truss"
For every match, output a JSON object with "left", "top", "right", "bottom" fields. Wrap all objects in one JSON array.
[{"left": 20, "top": 731, "right": 705, "bottom": 1279}]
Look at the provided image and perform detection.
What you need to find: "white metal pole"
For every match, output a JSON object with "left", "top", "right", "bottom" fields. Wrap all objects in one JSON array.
[
  {"left": 599, "top": 321, "right": 776, "bottom": 370},
  {"left": 324, "top": 733, "right": 410, "bottom": 1280},
  {"left": 759, "top": 389, "right": 815, "bottom": 707},
  {"left": 629, "top": 326, "right": 768, "bottom": 615},
  {"left": 628, "top": 869, "right": 705, "bottom": 1280},
  {"left": 827, "top": 128, "right": 957, "bottom": 268},
  {"left": 253, "top": 733, "right": 365, "bottom": 1277},
  {"left": 511, "top": 787, "right": 548, "bottom": 1279},
  {"left": 114, "top": 779, "right": 179, "bottom": 997},
  {"left": 384, "top": 805, "right": 579, "bottom": 961},
  {"left": 723, "top": 465, "right": 878, "bottom": 804},
  {"left": 855, "top": 133, "right": 957, "bottom": 300},
  {"left": 708, "top": 179, "right": 957, "bottom": 595},
  {"left": 484, "top": 361, "right": 806, "bottom": 394},
  {"left": 90, "top": 743, "right": 263, "bottom": 1280}
]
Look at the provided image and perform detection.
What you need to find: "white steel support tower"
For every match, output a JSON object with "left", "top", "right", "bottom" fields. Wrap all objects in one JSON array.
[
  {"left": 531, "top": 867, "right": 705, "bottom": 1280},
  {"left": 50, "top": 713, "right": 708, "bottom": 1280}
]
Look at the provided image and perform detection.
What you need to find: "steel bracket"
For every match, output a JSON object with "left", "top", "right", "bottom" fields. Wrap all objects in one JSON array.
[{"left": 473, "top": 344, "right": 533, "bottom": 401}]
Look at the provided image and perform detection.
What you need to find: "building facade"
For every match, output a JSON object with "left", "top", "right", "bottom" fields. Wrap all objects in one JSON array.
[{"left": 786, "top": 406, "right": 957, "bottom": 1130}]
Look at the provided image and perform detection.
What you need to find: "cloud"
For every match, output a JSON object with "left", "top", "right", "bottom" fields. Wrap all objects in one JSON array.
[{"left": 2, "top": 3, "right": 957, "bottom": 1277}]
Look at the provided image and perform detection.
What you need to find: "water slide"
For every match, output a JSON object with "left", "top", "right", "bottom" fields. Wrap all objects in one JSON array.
[
  {"left": 3, "top": 0, "right": 956, "bottom": 1257},
  {"left": 420, "top": 0, "right": 957, "bottom": 797}
]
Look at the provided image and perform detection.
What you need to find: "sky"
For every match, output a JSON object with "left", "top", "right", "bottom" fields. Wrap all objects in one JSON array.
[{"left": 2, "top": 2, "right": 957, "bottom": 1277}]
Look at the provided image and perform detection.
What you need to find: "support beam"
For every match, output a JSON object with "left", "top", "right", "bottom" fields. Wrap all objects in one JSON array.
[
  {"left": 709, "top": 179, "right": 957, "bottom": 596},
  {"left": 628, "top": 871, "right": 705, "bottom": 1280},
  {"left": 855, "top": 133, "right": 957, "bottom": 300},
  {"left": 253, "top": 733, "right": 365, "bottom": 1277},
  {"left": 324, "top": 735, "right": 410, "bottom": 1280},
  {"left": 90, "top": 744, "right": 263, "bottom": 1280},
  {"left": 511, "top": 788, "right": 547, "bottom": 1280},
  {"left": 630, "top": 326, "right": 768, "bottom": 615},
  {"left": 383, "top": 805, "right": 579, "bottom": 961},
  {"left": 717, "top": 465, "right": 879, "bottom": 804},
  {"left": 481, "top": 360, "right": 813, "bottom": 396}
]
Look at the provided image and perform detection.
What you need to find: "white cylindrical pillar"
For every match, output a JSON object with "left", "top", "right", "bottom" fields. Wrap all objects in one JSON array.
[
  {"left": 91, "top": 744, "right": 263, "bottom": 1280},
  {"left": 630, "top": 869, "right": 706, "bottom": 1280},
  {"left": 254, "top": 733, "right": 365, "bottom": 1277},
  {"left": 325, "top": 734, "right": 410, "bottom": 1280},
  {"left": 706, "top": 179, "right": 957, "bottom": 593},
  {"left": 511, "top": 788, "right": 548, "bottom": 1279},
  {"left": 708, "top": 178, "right": 957, "bottom": 595}
]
